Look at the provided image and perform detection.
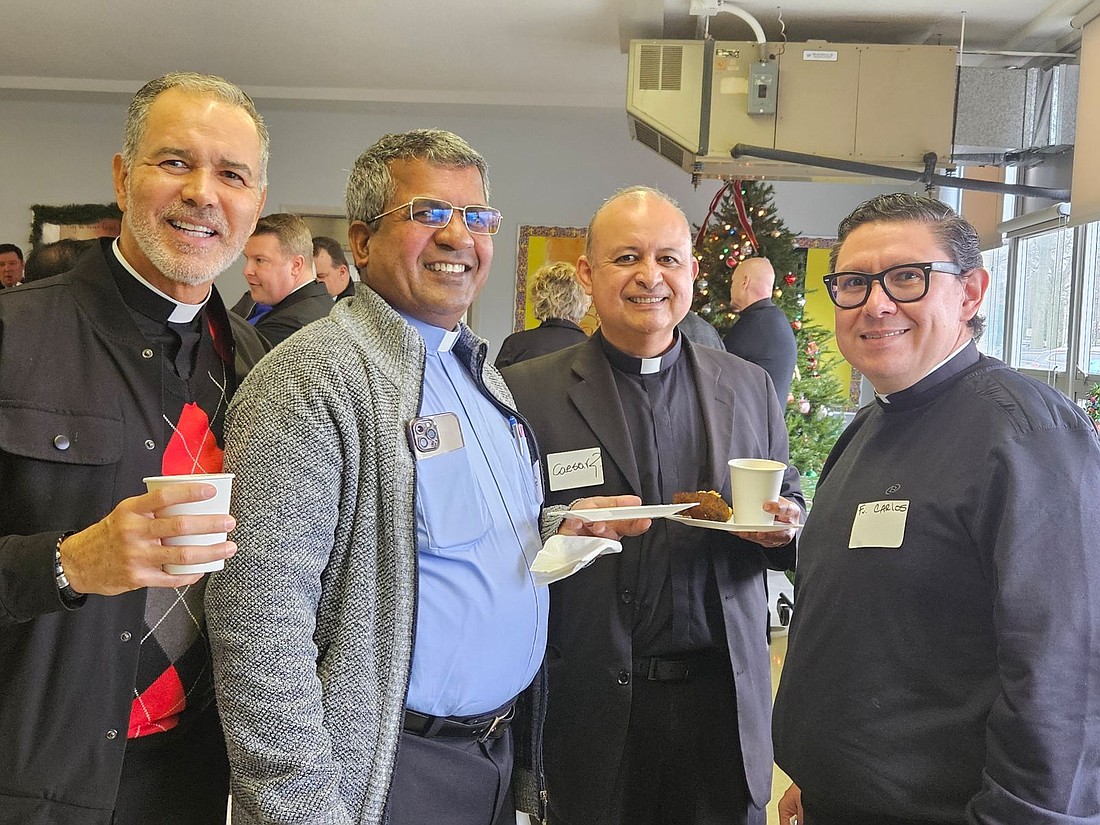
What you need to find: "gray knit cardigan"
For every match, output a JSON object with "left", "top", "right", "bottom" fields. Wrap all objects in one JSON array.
[{"left": 206, "top": 286, "right": 550, "bottom": 825}]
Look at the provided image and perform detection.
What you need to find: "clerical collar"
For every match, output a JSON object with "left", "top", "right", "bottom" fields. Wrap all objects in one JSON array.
[
  {"left": 877, "top": 341, "right": 978, "bottom": 405},
  {"left": 598, "top": 329, "right": 682, "bottom": 375},
  {"left": 400, "top": 311, "right": 460, "bottom": 353},
  {"left": 112, "top": 239, "right": 209, "bottom": 323}
]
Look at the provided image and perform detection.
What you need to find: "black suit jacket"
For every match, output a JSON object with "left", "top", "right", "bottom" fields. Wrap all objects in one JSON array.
[
  {"left": 494, "top": 318, "right": 588, "bottom": 369},
  {"left": 502, "top": 336, "right": 802, "bottom": 823},
  {"left": 232, "top": 281, "right": 334, "bottom": 347},
  {"left": 723, "top": 298, "right": 797, "bottom": 404}
]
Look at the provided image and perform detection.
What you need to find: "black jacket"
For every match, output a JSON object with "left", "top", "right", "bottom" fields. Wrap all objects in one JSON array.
[
  {"left": 0, "top": 243, "right": 238, "bottom": 823},
  {"left": 231, "top": 280, "right": 334, "bottom": 347},
  {"left": 494, "top": 318, "right": 587, "bottom": 369},
  {"left": 722, "top": 298, "right": 797, "bottom": 404}
]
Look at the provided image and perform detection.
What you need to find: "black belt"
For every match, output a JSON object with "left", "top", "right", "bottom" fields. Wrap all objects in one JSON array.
[
  {"left": 403, "top": 703, "right": 515, "bottom": 742},
  {"left": 632, "top": 651, "right": 727, "bottom": 682}
]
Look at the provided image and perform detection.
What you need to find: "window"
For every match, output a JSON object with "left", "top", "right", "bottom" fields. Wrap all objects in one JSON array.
[{"left": 1010, "top": 226, "right": 1073, "bottom": 375}]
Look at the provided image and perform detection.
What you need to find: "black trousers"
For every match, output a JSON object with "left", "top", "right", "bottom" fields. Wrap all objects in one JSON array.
[
  {"left": 112, "top": 703, "right": 229, "bottom": 825},
  {"left": 385, "top": 726, "right": 515, "bottom": 825},
  {"left": 601, "top": 651, "right": 764, "bottom": 825},
  {"left": 801, "top": 794, "right": 961, "bottom": 825}
]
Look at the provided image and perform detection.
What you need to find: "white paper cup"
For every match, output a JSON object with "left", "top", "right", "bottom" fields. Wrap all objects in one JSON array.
[
  {"left": 143, "top": 473, "right": 234, "bottom": 574},
  {"left": 728, "top": 459, "right": 786, "bottom": 526}
]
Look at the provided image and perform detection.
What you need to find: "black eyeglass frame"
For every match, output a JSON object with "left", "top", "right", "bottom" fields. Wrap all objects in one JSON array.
[
  {"left": 822, "top": 261, "right": 964, "bottom": 309},
  {"left": 366, "top": 197, "right": 503, "bottom": 236}
]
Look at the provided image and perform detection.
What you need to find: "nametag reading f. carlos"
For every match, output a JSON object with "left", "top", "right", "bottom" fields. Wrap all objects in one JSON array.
[
  {"left": 546, "top": 447, "right": 604, "bottom": 492},
  {"left": 849, "top": 500, "right": 909, "bottom": 549}
]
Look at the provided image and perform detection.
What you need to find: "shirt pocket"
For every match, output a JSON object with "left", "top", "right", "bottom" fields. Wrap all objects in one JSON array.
[{"left": 414, "top": 446, "right": 491, "bottom": 554}]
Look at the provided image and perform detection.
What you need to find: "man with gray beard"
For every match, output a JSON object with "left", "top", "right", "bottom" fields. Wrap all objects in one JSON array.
[{"left": 0, "top": 71, "right": 267, "bottom": 824}]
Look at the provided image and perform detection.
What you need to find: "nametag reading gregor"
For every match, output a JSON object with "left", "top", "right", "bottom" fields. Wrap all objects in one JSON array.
[
  {"left": 546, "top": 447, "right": 604, "bottom": 492},
  {"left": 849, "top": 500, "right": 909, "bottom": 549}
]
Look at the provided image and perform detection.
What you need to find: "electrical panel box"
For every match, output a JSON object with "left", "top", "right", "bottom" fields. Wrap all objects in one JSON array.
[{"left": 748, "top": 59, "right": 778, "bottom": 115}]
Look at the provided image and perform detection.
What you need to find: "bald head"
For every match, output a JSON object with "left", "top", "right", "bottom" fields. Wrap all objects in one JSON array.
[
  {"left": 730, "top": 257, "right": 776, "bottom": 312},
  {"left": 586, "top": 186, "right": 690, "bottom": 256}
]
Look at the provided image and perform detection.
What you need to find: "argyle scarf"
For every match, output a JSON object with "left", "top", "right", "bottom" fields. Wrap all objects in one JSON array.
[{"left": 129, "top": 319, "right": 228, "bottom": 738}]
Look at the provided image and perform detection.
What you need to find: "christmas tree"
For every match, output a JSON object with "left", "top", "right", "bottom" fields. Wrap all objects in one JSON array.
[{"left": 692, "top": 181, "right": 848, "bottom": 490}]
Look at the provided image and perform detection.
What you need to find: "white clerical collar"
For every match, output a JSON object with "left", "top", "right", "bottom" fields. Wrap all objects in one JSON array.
[
  {"left": 599, "top": 329, "right": 683, "bottom": 375},
  {"left": 111, "top": 238, "right": 209, "bottom": 323},
  {"left": 877, "top": 341, "right": 971, "bottom": 404},
  {"left": 401, "top": 311, "right": 460, "bottom": 352}
]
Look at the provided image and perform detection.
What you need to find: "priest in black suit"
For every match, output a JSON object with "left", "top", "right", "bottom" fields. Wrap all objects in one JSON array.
[
  {"left": 233, "top": 213, "right": 334, "bottom": 347},
  {"left": 502, "top": 186, "right": 804, "bottom": 825}
]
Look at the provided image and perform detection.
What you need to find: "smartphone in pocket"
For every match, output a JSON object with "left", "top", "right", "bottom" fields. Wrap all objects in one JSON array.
[{"left": 406, "top": 412, "right": 464, "bottom": 460}]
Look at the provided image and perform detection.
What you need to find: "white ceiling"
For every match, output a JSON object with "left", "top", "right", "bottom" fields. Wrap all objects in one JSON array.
[{"left": 0, "top": 0, "right": 1090, "bottom": 108}]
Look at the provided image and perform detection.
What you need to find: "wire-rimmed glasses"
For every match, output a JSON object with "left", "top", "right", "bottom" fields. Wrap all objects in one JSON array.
[{"left": 367, "top": 197, "right": 503, "bottom": 235}]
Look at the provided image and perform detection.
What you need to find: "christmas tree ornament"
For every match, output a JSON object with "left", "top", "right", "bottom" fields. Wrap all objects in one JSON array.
[{"left": 784, "top": 274, "right": 797, "bottom": 285}]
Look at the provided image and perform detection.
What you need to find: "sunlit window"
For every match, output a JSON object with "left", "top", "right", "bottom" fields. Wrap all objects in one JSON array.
[
  {"left": 1079, "top": 223, "right": 1100, "bottom": 378},
  {"left": 1010, "top": 227, "right": 1073, "bottom": 375},
  {"left": 978, "top": 244, "right": 1008, "bottom": 360}
]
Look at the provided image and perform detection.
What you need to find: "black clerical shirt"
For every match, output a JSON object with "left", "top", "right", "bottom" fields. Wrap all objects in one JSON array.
[{"left": 598, "top": 331, "right": 726, "bottom": 657}]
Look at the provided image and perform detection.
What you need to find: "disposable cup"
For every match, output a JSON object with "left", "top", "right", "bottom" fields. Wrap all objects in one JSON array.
[
  {"left": 728, "top": 459, "right": 785, "bottom": 526},
  {"left": 143, "top": 473, "right": 234, "bottom": 574}
]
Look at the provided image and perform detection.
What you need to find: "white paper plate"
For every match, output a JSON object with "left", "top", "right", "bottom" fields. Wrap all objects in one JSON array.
[
  {"left": 668, "top": 515, "right": 804, "bottom": 533},
  {"left": 562, "top": 503, "right": 695, "bottom": 522}
]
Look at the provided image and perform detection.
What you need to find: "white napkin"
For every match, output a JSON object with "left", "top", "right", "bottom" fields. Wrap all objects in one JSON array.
[{"left": 531, "top": 535, "right": 623, "bottom": 586}]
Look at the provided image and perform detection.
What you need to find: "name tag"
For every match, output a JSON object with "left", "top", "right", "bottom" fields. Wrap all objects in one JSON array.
[
  {"left": 849, "top": 500, "right": 909, "bottom": 549},
  {"left": 546, "top": 447, "right": 604, "bottom": 492}
]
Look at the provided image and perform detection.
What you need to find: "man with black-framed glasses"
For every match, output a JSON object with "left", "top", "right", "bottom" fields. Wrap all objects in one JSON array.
[
  {"left": 773, "top": 193, "right": 1100, "bottom": 825},
  {"left": 206, "top": 129, "right": 648, "bottom": 825}
]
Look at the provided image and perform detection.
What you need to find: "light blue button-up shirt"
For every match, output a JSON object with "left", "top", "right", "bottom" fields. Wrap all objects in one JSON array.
[{"left": 403, "top": 314, "right": 548, "bottom": 717}]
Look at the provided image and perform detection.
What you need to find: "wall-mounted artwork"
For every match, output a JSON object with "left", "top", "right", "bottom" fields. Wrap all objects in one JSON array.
[
  {"left": 30, "top": 203, "right": 122, "bottom": 248},
  {"left": 514, "top": 225, "right": 598, "bottom": 334}
]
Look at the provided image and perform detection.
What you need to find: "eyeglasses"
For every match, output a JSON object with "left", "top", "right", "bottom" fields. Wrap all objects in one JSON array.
[
  {"left": 367, "top": 197, "right": 503, "bottom": 236},
  {"left": 823, "top": 261, "right": 963, "bottom": 309}
]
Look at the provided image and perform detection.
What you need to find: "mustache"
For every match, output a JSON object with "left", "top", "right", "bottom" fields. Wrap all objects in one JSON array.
[{"left": 159, "top": 205, "right": 229, "bottom": 236}]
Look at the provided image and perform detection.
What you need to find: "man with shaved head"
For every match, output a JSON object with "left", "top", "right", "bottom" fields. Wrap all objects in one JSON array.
[
  {"left": 503, "top": 186, "right": 804, "bottom": 825},
  {"left": 723, "top": 256, "right": 796, "bottom": 405}
]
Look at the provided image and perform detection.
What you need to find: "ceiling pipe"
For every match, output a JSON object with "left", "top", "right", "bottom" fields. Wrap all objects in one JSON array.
[
  {"left": 714, "top": 2, "right": 769, "bottom": 61},
  {"left": 730, "top": 143, "right": 1072, "bottom": 200},
  {"left": 999, "top": 0, "right": 1091, "bottom": 53}
]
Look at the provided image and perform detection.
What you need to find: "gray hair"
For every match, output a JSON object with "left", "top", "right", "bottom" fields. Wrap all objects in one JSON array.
[
  {"left": 530, "top": 261, "right": 591, "bottom": 323},
  {"left": 831, "top": 193, "right": 985, "bottom": 339},
  {"left": 122, "top": 72, "right": 270, "bottom": 189},
  {"left": 252, "top": 213, "right": 313, "bottom": 261},
  {"left": 585, "top": 186, "right": 687, "bottom": 256},
  {"left": 346, "top": 129, "right": 490, "bottom": 225}
]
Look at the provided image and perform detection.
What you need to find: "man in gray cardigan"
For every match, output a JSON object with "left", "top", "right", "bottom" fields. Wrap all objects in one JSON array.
[{"left": 206, "top": 129, "right": 646, "bottom": 825}]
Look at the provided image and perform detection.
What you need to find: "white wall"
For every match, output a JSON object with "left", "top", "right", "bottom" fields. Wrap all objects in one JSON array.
[{"left": 0, "top": 92, "right": 900, "bottom": 353}]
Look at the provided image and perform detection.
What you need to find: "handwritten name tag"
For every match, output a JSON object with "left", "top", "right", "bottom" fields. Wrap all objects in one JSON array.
[
  {"left": 546, "top": 447, "right": 604, "bottom": 492},
  {"left": 849, "top": 500, "right": 909, "bottom": 549}
]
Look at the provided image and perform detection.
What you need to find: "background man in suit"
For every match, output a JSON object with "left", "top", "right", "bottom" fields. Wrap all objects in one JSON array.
[
  {"left": 312, "top": 234, "right": 356, "bottom": 299},
  {"left": 503, "top": 186, "right": 804, "bottom": 825},
  {"left": 0, "top": 71, "right": 266, "bottom": 824},
  {"left": 0, "top": 243, "right": 24, "bottom": 287},
  {"left": 234, "top": 212, "right": 333, "bottom": 346},
  {"left": 723, "top": 256, "right": 797, "bottom": 405}
]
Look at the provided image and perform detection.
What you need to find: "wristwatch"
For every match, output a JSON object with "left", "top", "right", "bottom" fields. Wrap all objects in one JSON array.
[{"left": 54, "top": 532, "right": 84, "bottom": 606}]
